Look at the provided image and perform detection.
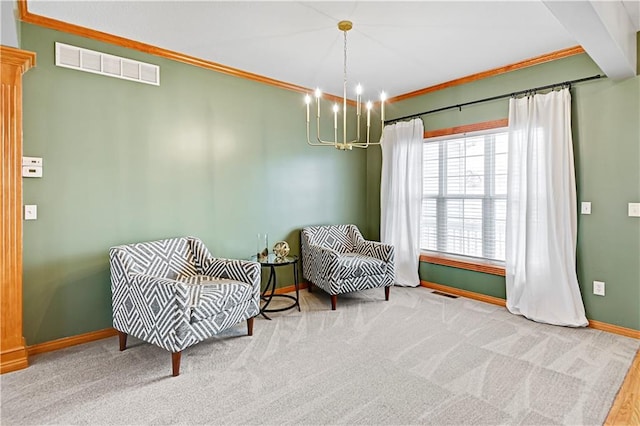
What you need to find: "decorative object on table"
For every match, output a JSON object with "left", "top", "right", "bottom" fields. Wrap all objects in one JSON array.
[
  {"left": 109, "top": 236, "right": 260, "bottom": 377},
  {"left": 273, "top": 240, "right": 290, "bottom": 260},
  {"left": 257, "top": 233, "right": 268, "bottom": 261},
  {"left": 301, "top": 224, "right": 395, "bottom": 311}
]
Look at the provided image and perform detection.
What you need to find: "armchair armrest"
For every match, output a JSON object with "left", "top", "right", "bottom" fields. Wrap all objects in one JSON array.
[
  {"left": 356, "top": 240, "right": 395, "bottom": 263},
  {"left": 114, "top": 274, "right": 192, "bottom": 344},
  {"left": 128, "top": 274, "right": 191, "bottom": 311},
  {"left": 201, "top": 258, "right": 261, "bottom": 293},
  {"left": 309, "top": 244, "right": 340, "bottom": 279}
]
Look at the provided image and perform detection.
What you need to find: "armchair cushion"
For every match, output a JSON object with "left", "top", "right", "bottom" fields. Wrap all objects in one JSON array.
[
  {"left": 179, "top": 277, "right": 255, "bottom": 322},
  {"left": 336, "top": 253, "right": 387, "bottom": 279}
]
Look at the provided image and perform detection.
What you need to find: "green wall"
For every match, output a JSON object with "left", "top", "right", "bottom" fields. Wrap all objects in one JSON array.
[
  {"left": 369, "top": 52, "right": 640, "bottom": 330},
  {"left": 21, "top": 23, "right": 368, "bottom": 345}
]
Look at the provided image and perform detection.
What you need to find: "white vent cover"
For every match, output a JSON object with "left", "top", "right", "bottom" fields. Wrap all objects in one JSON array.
[{"left": 55, "top": 42, "right": 160, "bottom": 86}]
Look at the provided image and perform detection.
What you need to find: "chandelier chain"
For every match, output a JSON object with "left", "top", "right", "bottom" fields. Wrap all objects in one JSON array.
[{"left": 343, "top": 28, "right": 348, "bottom": 90}]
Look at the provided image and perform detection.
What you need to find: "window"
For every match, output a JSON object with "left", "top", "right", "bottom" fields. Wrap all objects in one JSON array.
[{"left": 421, "top": 128, "right": 508, "bottom": 262}]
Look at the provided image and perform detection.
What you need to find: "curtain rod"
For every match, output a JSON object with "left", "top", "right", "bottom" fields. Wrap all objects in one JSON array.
[{"left": 384, "top": 74, "right": 605, "bottom": 125}]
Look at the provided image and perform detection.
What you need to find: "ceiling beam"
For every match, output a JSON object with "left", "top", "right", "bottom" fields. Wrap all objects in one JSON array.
[{"left": 543, "top": 0, "right": 637, "bottom": 80}]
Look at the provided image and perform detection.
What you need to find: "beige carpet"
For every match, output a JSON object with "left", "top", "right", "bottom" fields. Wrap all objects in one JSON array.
[{"left": 1, "top": 286, "right": 638, "bottom": 425}]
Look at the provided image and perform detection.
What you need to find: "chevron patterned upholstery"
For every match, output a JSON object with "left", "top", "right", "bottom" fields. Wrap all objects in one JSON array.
[
  {"left": 109, "top": 236, "right": 260, "bottom": 376},
  {"left": 301, "top": 225, "right": 395, "bottom": 310}
]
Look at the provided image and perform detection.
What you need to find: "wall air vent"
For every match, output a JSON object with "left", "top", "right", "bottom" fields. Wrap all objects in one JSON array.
[{"left": 55, "top": 42, "right": 160, "bottom": 86}]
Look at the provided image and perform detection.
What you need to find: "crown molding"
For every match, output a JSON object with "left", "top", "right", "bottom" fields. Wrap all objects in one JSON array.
[
  {"left": 18, "top": 1, "right": 585, "bottom": 105},
  {"left": 388, "top": 46, "right": 586, "bottom": 103}
]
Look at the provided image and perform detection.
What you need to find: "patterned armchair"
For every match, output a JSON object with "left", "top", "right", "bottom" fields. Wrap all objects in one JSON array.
[
  {"left": 109, "top": 236, "right": 260, "bottom": 376},
  {"left": 301, "top": 224, "right": 395, "bottom": 310}
]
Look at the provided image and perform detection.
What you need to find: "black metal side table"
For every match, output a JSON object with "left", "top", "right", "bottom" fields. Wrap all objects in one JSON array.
[{"left": 250, "top": 254, "right": 300, "bottom": 320}]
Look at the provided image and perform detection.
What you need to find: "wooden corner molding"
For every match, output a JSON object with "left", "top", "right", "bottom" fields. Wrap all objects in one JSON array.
[
  {"left": 388, "top": 46, "right": 585, "bottom": 103},
  {"left": 0, "top": 45, "right": 36, "bottom": 72},
  {"left": 1, "top": 45, "right": 36, "bottom": 375},
  {"left": 0, "top": 343, "right": 29, "bottom": 374}
]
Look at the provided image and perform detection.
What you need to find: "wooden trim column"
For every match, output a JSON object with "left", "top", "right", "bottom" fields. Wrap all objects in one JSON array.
[{"left": 1, "top": 45, "right": 36, "bottom": 374}]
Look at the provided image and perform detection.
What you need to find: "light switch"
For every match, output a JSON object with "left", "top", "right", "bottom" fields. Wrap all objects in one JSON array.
[
  {"left": 629, "top": 203, "right": 640, "bottom": 217},
  {"left": 24, "top": 205, "right": 37, "bottom": 220},
  {"left": 580, "top": 202, "right": 591, "bottom": 215}
]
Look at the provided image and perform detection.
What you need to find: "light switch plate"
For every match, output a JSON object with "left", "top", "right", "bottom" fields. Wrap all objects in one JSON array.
[
  {"left": 629, "top": 203, "right": 640, "bottom": 217},
  {"left": 581, "top": 202, "right": 591, "bottom": 215},
  {"left": 24, "top": 205, "right": 37, "bottom": 220}
]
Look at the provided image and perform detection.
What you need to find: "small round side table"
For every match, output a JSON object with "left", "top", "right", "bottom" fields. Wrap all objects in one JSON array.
[{"left": 250, "top": 254, "right": 300, "bottom": 320}]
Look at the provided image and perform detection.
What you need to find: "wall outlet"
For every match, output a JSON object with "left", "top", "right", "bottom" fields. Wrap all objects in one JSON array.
[
  {"left": 581, "top": 202, "right": 592, "bottom": 214},
  {"left": 593, "top": 280, "right": 605, "bottom": 296},
  {"left": 629, "top": 203, "right": 640, "bottom": 217}
]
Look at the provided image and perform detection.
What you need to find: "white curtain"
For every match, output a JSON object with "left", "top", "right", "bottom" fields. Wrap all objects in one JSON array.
[
  {"left": 380, "top": 118, "right": 424, "bottom": 287},
  {"left": 506, "top": 88, "right": 587, "bottom": 327}
]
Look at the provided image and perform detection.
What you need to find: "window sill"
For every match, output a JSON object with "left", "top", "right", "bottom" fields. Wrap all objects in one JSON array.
[{"left": 420, "top": 252, "right": 505, "bottom": 276}]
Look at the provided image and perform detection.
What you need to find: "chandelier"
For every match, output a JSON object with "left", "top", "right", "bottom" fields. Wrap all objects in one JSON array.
[{"left": 305, "top": 20, "right": 385, "bottom": 150}]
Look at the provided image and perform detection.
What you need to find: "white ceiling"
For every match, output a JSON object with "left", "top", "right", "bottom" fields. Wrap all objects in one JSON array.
[{"left": 26, "top": 1, "right": 640, "bottom": 100}]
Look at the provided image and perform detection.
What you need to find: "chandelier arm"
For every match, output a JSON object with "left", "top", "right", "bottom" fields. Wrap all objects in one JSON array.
[
  {"left": 320, "top": 115, "right": 338, "bottom": 147},
  {"left": 307, "top": 120, "right": 337, "bottom": 148},
  {"left": 306, "top": 100, "right": 335, "bottom": 146},
  {"left": 306, "top": 122, "right": 338, "bottom": 146},
  {"left": 352, "top": 141, "right": 382, "bottom": 147}
]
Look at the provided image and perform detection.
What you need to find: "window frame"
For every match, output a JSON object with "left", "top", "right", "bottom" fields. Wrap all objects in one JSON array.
[{"left": 420, "top": 119, "right": 508, "bottom": 276}]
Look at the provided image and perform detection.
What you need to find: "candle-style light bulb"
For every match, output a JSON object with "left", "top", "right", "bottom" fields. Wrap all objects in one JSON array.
[
  {"left": 380, "top": 91, "right": 386, "bottom": 123},
  {"left": 333, "top": 103, "right": 339, "bottom": 142},
  {"left": 315, "top": 88, "right": 322, "bottom": 118},
  {"left": 356, "top": 84, "right": 362, "bottom": 95},
  {"left": 305, "top": 94, "right": 311, "bottom": 122},
  {"left": 366, "top": 101, "right": 372, "bottom": 127}
]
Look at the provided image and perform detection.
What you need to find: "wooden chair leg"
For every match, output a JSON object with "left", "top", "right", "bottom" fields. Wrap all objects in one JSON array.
[
  {"left": 171, "top": 351, "right": 181, "bottom": 377},
  {"left": 308, "top": 282, "right": 313, "bottom": 292},
  {"left": 247, "top": 317, "right": 254, "bottom": 336},
  {"left": 385, "top": 286, "right": 390, "bottom": 301},
  {"left": 118, "top": 331, "right": 127, "bottom": 351},
  {"left": 330, "top": 295, "right": 337, "bottom": 311}
]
